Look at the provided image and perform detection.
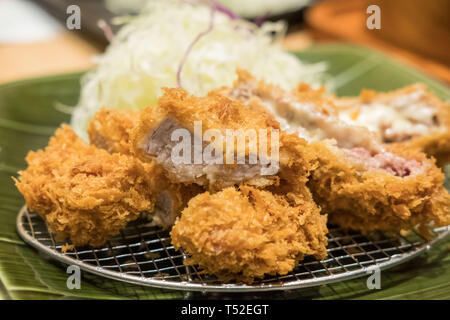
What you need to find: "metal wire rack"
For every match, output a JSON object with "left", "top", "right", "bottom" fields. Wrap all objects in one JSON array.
[{"left": 17, "top": 206, "right": 450, "bottom": 292}]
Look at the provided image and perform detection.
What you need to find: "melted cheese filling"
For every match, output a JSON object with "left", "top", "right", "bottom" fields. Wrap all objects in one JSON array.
[
  {"left": 229, "top": 84, "right": 424, "bottom": 177},
  {"left": 338, "top": 91, "right": 439, "bottom": 142}
]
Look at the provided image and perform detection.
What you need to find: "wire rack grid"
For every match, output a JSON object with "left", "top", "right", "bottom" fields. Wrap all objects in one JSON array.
[{"left": 16, "top": 206, "right": 450, "bottom": 292}]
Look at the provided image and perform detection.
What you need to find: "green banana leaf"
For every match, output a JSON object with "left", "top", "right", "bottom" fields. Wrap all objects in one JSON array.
[{"left": 0, "top": 44, "right": 449, "bottom": 300}]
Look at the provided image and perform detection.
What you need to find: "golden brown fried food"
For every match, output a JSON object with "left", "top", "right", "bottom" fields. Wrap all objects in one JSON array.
[
  {"left": 14, "top": 125, "right": 162, "bottom": 246},
  {"left": 332, "top": 84, "right": 450, "bottom": 165},
  {"left": 308, "top": 142, "right": 450, "bottom": 236},
  {"left": 88, "top": 107, "right": 140, "bottom": 155},
  {"left": 88, "top": 107, "right": 205, "bottom": 228},
  {"left": 226, "top": 70, "right": 450, "bottom": 236},
  {"left": 171, "top": 186, "right": 328, "bottom": 283},
  {"left": 168, "top": 126, "right": 327, "bottom": 282},
  {"left": 90, "top": 96, "right": 317, "bottom": 196},
  {"left": 131, "top": 88, "right": 282, "bottom": 189},
  {"left": 276, "top": 132, "right": 320, "bottom": 193},
  {"left": 86, "top": 95, "right": 325, "bottom": 280}
]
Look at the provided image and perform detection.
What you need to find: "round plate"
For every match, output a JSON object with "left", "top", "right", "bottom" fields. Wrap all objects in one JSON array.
[{"left": 17, "top": 206, "right": 450, "bottom": 292}]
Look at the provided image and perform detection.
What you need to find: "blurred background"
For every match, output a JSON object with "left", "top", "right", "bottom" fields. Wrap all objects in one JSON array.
[{"left": 0, "top": 0, "right": 449, "bottom": 84}]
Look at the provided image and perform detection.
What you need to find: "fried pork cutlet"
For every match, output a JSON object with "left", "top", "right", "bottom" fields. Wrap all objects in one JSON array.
[
  {"left": 310, "top": 142, "right": 450, "bottom": 237},
  {"left": 87, "top": 108, "right": 204, "bottom": 228},
  {"left": 88, "top": 108, "right": 140, "bottom": 155},
  {"left": 226, "top": 71, "right": 450, "bottom": 236},
  {"left": 171, "top": 186, "right": 328, "bottom": 283},
  {"left": 131, "top": 88, "right": 282, "bottom": 190},
  {"left": 89, "top": 99, "right": 319, "bottom": 195},
  {"left": 14, "top": 125, "right": 162, "bottom": 247},
  {"left": 88, "top": 97, "right": 328, "bottom": 282},
  {"left": 332, "top": 85, "right": 450, "bottom": 166},
  {"left": 223, "top": 70, "right": 382, "bottom": 152}
]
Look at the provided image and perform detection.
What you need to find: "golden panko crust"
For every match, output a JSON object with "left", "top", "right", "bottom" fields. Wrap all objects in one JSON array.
[
  {"left": 131, "top": 87, "right": 280, "bottom": 162},
  {"left": 88, "top": 107, "right": 140, "bottom": 155},
  {"left": 14, "top": 125, "right": 162, "bottom": 246},
  {"left": 88, "top": 108, "right": 205, "bottom": 224},
  {"left": 171, "top": 186, "right": 328, "bottom": 283},
  {"left": 308, "top": 141, "right": 450, "bottom": 236}
]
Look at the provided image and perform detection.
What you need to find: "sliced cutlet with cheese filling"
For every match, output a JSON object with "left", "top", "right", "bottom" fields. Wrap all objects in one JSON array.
[
  {"left": 332, "top": 85, "right": 450, "bottom": 166},
  {"left": 223, "top": 70, "right": 450, "bottom": 236},
  {"left": 88, "top": 108, "right": 204, "bottom": 229}
]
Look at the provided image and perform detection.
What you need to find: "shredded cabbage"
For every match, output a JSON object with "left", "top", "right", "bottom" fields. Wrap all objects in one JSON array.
[{"left": 71, "top": 0, "right": 328, "bottom": 140}]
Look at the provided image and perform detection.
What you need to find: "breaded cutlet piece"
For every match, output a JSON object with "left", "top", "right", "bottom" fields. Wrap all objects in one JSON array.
[
  {"left": 226, "top": 70, "right": 450, "bottom": 236},
  {"left": 14, "top": 125, "right": 162, "bottom": 247},
  {"left": 88, "top": 108, "right": 140, "bottom": 155},
  {"left": 88, "top": 103, "right": 317, "bottom": 197},
  {"left": 332, "top": 85, "right": 450, "bottom": 166},
  {"left": 171, "top": 186, "right": 328, "bottom": 283},
  {"left": 131, "top": 88, "right": 282, "bottom": 189},
  {"left": 309, "top": 142, "right": 450, "bottom": 237},
  {"left": 224, "top": 70, "right": 382, "bottom": 153},
  {"left": 87, "top": 108, "right": 205, "bottom": 228}
]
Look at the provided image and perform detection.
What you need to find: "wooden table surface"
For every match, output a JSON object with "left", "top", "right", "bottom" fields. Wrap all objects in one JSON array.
[{"left": 0, "top": 31, "right": 99, "bottom": 84}]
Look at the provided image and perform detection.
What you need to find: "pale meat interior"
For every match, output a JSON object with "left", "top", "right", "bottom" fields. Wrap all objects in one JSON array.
[{"left": 139, "top": 117, "right": 275, "bottom": 187}]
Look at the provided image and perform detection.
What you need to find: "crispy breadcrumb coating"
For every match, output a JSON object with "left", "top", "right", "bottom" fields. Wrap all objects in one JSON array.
[
  {"left": 131, "top": 88, "right": 282, "bottom": 189},
  {"left": 171, "top": 186, "right": 327, "bottom": 283},
  {"left": 14, "top": 125, "right": 162, "bottom": 246},
  {"left": 276, "top": 132, "right": 319, "bottom": 193},
  {"left": 133, "top": 87, "right": 279, "bottom": 144},
  {"left": 308, "top": 141, "right": 450, "bottom": 236},
  {"left": 88, "top": 108, "right": 205, "bottom": 228},
  {"left": 89, "top": 99, "right": 318, "bottom": 196},
  {"left": 88, "top": 108, "right": 140, "bottom": 155},
  {"left": 333, "top": 84, "right": 450, "bottom": 166},
  {"left": 13, "top": 75, "right": 448, "bottom": 287},
  {"left": 226, "top": 70, "right": 450, "bottom": 236}
]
